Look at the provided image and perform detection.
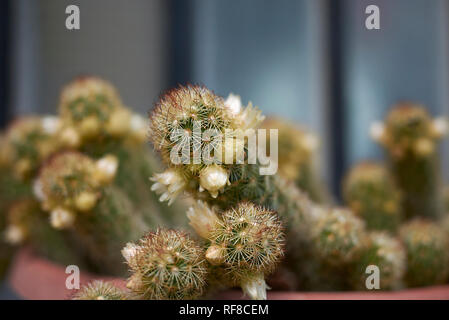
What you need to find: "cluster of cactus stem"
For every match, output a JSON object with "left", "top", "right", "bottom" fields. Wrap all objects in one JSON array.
[
  {"left": 3, "top": 77, "right": 449, "bottom": 298},
  {"left": 0, "top": 76, "right": 183, "bottom": 279}
]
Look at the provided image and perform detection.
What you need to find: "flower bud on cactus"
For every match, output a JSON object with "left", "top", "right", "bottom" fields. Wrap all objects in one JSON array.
[
  {"left": 372, "top": 103, "right": 447, "bottom": 219},
  {"left": 343, "top": 162, "right": 401, "bottom": 232},
  {"left": 72, "top": 281, "right": 128, "bottom": 300},
  {"left": 399, "top": 219, "right": 449, "bottom": 287},
  {"left": 123, "top": 228, "right": 208, "bottom": 300},
  {"left": 261, "top": 117, "right": 329, "bottom": 203},
  {"left": 5, "top": 199, "right": 82, "bottom": 265},
  {"left": 3, "top": 116, "right": 60, "bottom": 180},
  {"left": 350, "top": 232, "right": 406, "bottom": 290}
]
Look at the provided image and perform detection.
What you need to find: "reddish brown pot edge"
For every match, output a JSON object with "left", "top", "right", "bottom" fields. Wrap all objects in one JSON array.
[{"left": 8, "top": 247, "right": 449, "bottom": 300}]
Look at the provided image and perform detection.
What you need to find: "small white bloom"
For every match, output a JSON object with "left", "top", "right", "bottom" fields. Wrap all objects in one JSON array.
[
  {"left": 5, "top": 225, "right": 26, "bottom": 244},
  {"left": 225, "top": 93, "right": 242, "bottom": 115},
  {"left": 95, "top": 155, "right": 119, "bottom": 184},
  {"left": 150, "top": 168, "right": 186, "bottom": 205},
  {"left": 33, "top": 179, "right": 46, "bottom": 202},
  {"left": 50, "top": 207, "right": 75, "bottom": 229},
  {"left": 238, "top": 102, "right": 265, "bottom": 130},
  {"left": 431, "top": 117, "right": 449, "bottom": 138},
  {"left": 199, "top": 165, "right": 228, "bottom": 198},
  {"left": 302, "top": 133, "right": 319, "bottom": 152},
  {"left": 369, "top": 121, "right": 385, "bottom": 142},
  {"left": 121, "top": 242, "right": 140, "bottom": 265},
  {"left": 187, "top": 201, "right": 220, "bottom": 239},
  {"left": 41, "top": 116, "right": 61, "bottom": 135},
  {"left": 241, "top": 273, "right": 269, "bottom": 300}
]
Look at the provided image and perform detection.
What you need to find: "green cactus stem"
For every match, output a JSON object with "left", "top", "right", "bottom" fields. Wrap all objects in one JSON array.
[
  {"left": 371, "top": 103, "right": 448, "bottom": 219},
  {"left": 343, "top": 162, "right": 402, "bottom": 232}
]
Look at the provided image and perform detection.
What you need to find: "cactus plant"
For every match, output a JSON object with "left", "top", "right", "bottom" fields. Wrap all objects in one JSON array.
[
  {"left": 122, "top": 228, "right": 208, "bottom": 300},
  {"left": 399, "top": 219, "right": 449, "bottom": 287},
  {"left": 57, "top": 76, "right": 185, "bottom": 228},
  {"left": 4, "top": 199, "right": 84, "bottom": 266},
  {"left": 350, "top": 232, "right": 406, "bottom": 290},
  {"left": 371, "top": 103, "right": 448, "bottom": 219},
  {"left": 187, "top": 201, "right": 284, "bottom": 299},
  {"left": 72, "top": 280, "right": 128, "bottom": 300},
  {"left": 343, "top": 162, "right": 402, "bottom": 232},
  {"left": 36, "top": 151, "right": 148, "bottom": 275}
]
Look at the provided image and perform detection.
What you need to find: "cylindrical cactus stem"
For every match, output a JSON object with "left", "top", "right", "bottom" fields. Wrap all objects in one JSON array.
[
  {"left": 4, "top": 199, "right": 84, "bottom": 266},
  {"left": 36, "top": 151, "right": 148, "bottom": 276},
  {"left": 261, "top": 117, "right": 330, "bottom": 203},
  {"left": 122, "top": 228, "right": 208, "bottom": 300},
  {"left": 350, "top": 232, "right": 406, "bottom": 290},
  {"left": 187, "top": 201, "right": 285, "bottom": 300},
  {"left": 343, "top": 162, "right": 402, "bottom": 233},
  {"left": 58, "top": 76, "right": 183, "bottom": 228},
  {"left": 399, "top": 219, "right": 449, "bottom": 287},
  {"left": 72, "top": 280, "right": 128, "bottom": 300},
  {"left": 371, "top": 103, "right": 448, "bottom": 219}
]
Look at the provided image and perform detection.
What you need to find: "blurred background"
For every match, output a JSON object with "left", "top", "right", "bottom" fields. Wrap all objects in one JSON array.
[{"left": 1, "top": 0, "right": 449, "bottom": 198}]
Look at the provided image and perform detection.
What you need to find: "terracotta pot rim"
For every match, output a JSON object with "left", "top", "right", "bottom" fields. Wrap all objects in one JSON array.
[{"left": 8, "top": 247, "right": 449, "bottom": 300}]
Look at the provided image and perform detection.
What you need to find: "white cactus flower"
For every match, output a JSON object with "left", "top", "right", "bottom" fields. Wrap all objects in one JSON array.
[
  {"left": 431, "top": 117, "right": 449, "bottom": 138},
  {"left": 225, "top": 93, "right": 242, "bottom": 115},
  {"left": 95, "top": 155, "right": 119, "bottom": 184},
  {"left": 187, "top": 201, "right": 220, "bottom": 239},
  {"left": 5, "top": 225, "right": 26, "bottom": 244},
  {"left": 238, "top": 102, "right": 265, "bottom": 131},
  {"left": 41, "top": 116, "right": 61, "bottom": 135},
  {"left": 241, "top": 273, "right": 269, "bottom": 300},
  {"left": 369, "top": 121, "right": 385, "bottom": 142},
  {"left": 33, "top": 179, "right": 46, "bottom": 202},
  {"left": 121, "top": 242, "right": 141, "bottom": 266},
  {"left": 150, "top": 168, "right": 186, "bottom": 205},
  {"left": 50, "top": 207, "right": 75, "bottom": 229}
]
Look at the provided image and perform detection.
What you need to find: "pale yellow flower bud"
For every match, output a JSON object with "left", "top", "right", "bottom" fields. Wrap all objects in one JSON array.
[
  {"left": 60, "top": 127, "right": 81, "bottom": 148},
  {"left": 79, "top": 116, "right": 100, "bottom": 138},
  {"left": 105, "top": 109, "right": 131, "bottom": 137},
  {"left": 50, "top": 207, "right": 75, "bottom": 229},
  {"left": 94, "top": 155, "right": 119, "bottom": 185},
  {"left": 414, "top": 138, "right": 434, "bottom": 157},
  {"left": 199, "top": 165, "right": 228, "bottom": 198},
  {"left": 75, "top": 191, "right": 98, "bottom": 212},
  {"left": 205, "top": 244, "right": 225, "bottom": 266}
]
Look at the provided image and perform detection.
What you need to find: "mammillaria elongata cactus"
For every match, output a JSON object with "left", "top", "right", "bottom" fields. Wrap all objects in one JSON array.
[
  {"left": 122, "top": 228, "right": 208, "bottom": 300},
  {"left": 371, "top": 103, "right": 448, "bottom": 219},
  {"left": 187, "top": 201, "right": 284, "bottom": 299},
  {"left": 36, "top": 151, "right": 147, "bottom": 275},
  {"left": 399, "top": 219, "right": 449, "bottom": 287},
  {"left": 343, "top": 162, "right": 402, "bottom": 233},
  {"left": 73, "top": 281, "right": 128, "bottom": 300}
]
